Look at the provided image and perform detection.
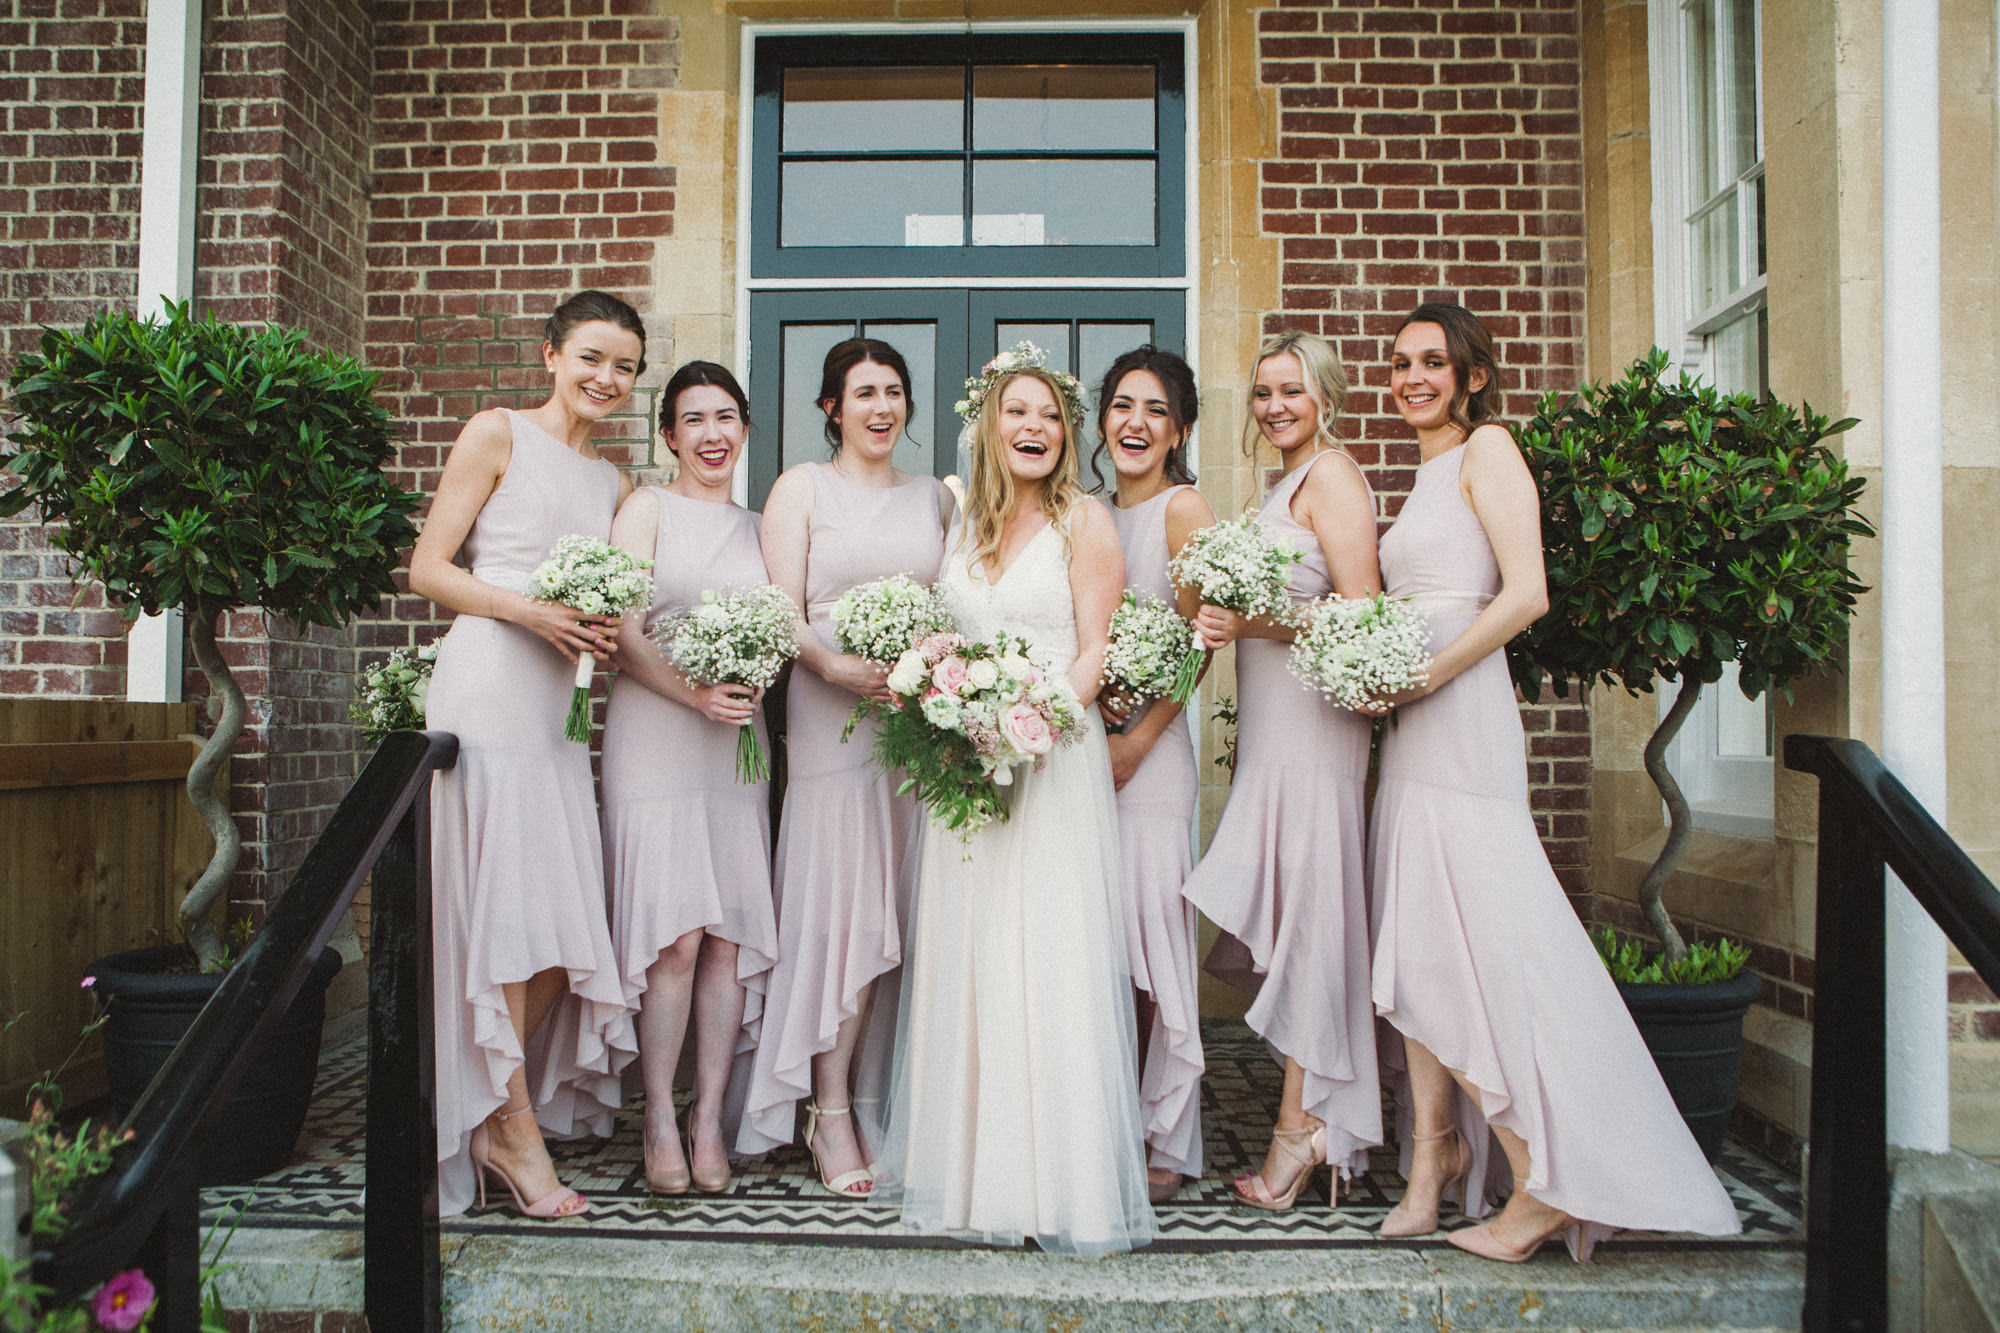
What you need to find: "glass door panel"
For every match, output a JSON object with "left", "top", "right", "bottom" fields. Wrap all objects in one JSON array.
[{"left": 974, "top": 290, "right": 1187, "bottom": 423}]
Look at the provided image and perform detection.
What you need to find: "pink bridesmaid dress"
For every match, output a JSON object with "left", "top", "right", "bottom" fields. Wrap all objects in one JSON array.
[
  {"left": 737, "top": 462, "right": 946, "bottom": 1157},
  {"left": 600, "top": 488, "right": 779, "bottom": 1150},
  {"left": 423, "top": 409, "right": 638, "bottom": 1218},
  {"left": 1181, "top": 449, "right": 1383, "bottom": 1177},
  {"left": 1370, "top": 442, "right": 1740, "bottom": 1240},
  {"left": 1107, "top": 485, "right": 1205, "bottom": 1181}
]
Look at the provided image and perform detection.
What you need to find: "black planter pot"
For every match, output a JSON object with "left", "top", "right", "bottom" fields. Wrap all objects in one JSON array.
[
  {"left": 88, "top": 943, "right": 342, "bottom": 1186},
  {"left": 1615, "top": 965, "right": 1764, "bottom": 1161}
]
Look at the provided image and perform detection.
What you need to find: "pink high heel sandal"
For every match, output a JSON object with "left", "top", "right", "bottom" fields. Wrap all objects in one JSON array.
[
  {"left": 1446, "top": 1176, "right": 1596, "bottom": 1263},
  {"left": 470, "top": 1103, "right": 589, "bottom": 1218},
  {"left": 1380, "top": 1126, "right": 1473, "bottom": 1238}
]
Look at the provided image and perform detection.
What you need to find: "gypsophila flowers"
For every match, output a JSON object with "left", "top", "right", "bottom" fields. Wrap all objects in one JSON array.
[
  {"left": 1286, "top": 593, "right": 1432, "bottom": 712},
  {"left": 1100, "top": 591, "right": 1194, "bottom": 711},
  {"left": 350, "top": 642, "right": 439, "bottom": 741},
  {"left": 653, "top": 584, "right": 800, "bottom": 783},
  {"left": 1164, "top": 511, "right": 1304, "bottom": 703},
  {"left": 832, "top": 573, "right": 957, "bottom": 664},
  {"left": 528, "top": 535, "right": 654, "bottom": 742}
]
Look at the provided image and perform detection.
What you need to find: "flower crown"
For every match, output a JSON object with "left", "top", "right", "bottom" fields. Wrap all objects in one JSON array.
[{"left": 954, "top": 341, "right": 1089, "bottom": 429}]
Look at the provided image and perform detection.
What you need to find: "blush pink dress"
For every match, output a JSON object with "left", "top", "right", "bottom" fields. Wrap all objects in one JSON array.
[
  {"left": 1107, "top": 486, "right": 1204, "bottom": 1180},
  {"left": 600, "top": 488, "right": 778, "bottom": 1151},
  {"left": 424, "top": 409, "right": 638, "bottom": 1218},
  {"left": 1181, "top": 449, "right": 1383, "bottom": 1178},
  {"left": 1370, "top": 441, "right": 1740, "bottom": 1240},
  {"left": 737, "top": 463, "right": 946, "bottom": 1157}
]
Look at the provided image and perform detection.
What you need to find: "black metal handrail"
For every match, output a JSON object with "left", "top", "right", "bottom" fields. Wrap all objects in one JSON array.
[
  {"left": 1784, "top": 734, "right": 2000, "bottom": 1333},
  {"left": 34, "top": 729, "right": 457, "bottom": 1333}
]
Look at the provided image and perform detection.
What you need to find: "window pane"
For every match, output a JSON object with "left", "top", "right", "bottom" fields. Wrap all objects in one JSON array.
[
  {"left": 1750, "top": 172, "right": 1766, "bottom": 278},
  {"left": 994, "top": 323, "right": 1072, "bottom": 373},
  {"left": 1693, "top": 192, "right": 1740, "bottom": 311},
  {"left": 1710, "top": 306, "right": 1768, "bottom": 400},
  {"left": 1079, "top": 322, "right": 1156, "bottom": 414},
  {"left": 857, "top": 321, "right": 938, "bottom": 476},
  {"left": 1714, "top": 661, "right": 1772, "bottom": 758},
  {"left": 780, "top": 323, "right": 855, "bottom": 473},
  {"left": 1686, "top": 0, "right": 1721, "bottom": 202},
  {"left": 780, "top": 160, "right": 964, "bottom": 247},
  {"left": 782, "top": 66, "right": 963, "bottom": 152},
  {"left": 973, "top": 65, "right": 1155, "bottom": 151},
  {"left": 1728, "top": 0, "right": 1760, "bottom": 175},
  {"left": 972, "top": 160, "right": 1155, "bottom": 246}
]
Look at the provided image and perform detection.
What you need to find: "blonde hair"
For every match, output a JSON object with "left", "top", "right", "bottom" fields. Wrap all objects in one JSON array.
[
  {"left": 1242, "top": 328, "right": 1350, "bottom": 458},
  {"left": 963, "top": 367, "right": 1087, "bottom": 571}
]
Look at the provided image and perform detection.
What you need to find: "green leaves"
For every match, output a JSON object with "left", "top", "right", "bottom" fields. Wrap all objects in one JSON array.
[
  {"left": 1, "top": 301, "right": 421, "bottom": 628},
  {"left": 1506, "top": 348, "right": 1875, "bottom": 706},
  {"left": 1592, "top": 928, "right": 1751, "bottom": 985}
]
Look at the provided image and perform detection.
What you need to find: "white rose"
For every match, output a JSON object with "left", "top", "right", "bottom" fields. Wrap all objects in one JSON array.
[
  {"left": 966, "top": 659, "right": 999, "bottom": 691},
  {"left": 997, "top": 653, "right": 1032, "bottom": 681},
  {"left": 886, "top": 649, "right": 927, "bottom": 694}
]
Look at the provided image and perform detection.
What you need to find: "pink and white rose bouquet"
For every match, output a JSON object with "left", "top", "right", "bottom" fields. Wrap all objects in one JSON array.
[{"left": 846, "top": 628, "right": 1087, "bottom": 845}]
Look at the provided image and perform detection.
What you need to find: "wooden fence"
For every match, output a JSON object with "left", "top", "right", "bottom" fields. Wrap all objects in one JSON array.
[{"left": 0, "top": 699, "right": 217, "bottom": 1114}]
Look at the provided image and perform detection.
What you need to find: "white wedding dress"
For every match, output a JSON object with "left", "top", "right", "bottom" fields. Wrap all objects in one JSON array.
[{"left": 873, "top": 516, "right": 1157, "bottom": 1257}]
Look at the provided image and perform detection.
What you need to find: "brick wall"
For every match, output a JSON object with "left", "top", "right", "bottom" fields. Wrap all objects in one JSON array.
[
  {"left": 1255, "top": 0, "right": 1591, "bottom": 895},
  {"left": 0, "top": 0, "right": 146, "bottom": 697}
]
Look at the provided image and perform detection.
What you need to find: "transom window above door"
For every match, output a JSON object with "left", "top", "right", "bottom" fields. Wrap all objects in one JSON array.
[{"left": 751, "top": 33, "right": 1187, "bottom": 280}]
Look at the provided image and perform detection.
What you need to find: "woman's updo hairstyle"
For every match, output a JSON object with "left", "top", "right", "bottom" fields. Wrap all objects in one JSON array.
[
  {"left": 1242, "top": 328, "right": 1347, "bottom": 458},
  {"left": 1091, "top": 345, "right": 1199, "bottom": 490},
  {"left": 817, "top": 337, "right": 916, "bottom": 454},
  {"left": 1396, "top": 302, "right": 1502, "bottom": 438},
  {"left": 543, "top": 290, "right": 648, "bottom": 375},
  {"left": 657, "top": 360, "right": 750, "bottom": 452}
]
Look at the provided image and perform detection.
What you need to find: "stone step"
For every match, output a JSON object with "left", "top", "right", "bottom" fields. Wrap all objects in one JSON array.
[{"left": 215, "top": 1228, "right": 1804, "bottom": 1332}]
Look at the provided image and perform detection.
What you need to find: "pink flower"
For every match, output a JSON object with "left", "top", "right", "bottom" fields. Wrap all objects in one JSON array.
[
  {"left": 931, "top": 656, "right": 970, "bottom": 695},
  {"left": 92, "top": 1269, "right": 155, "bottom": 1332},
  {"left": 916, "top": 631, "right": 964, "bottom": 663},
  {"left": 80, "top": 976, "right": 96, "bottom": 990},
  {"left": 999, "top": 701, "right": 1054, "bottom": 756}
]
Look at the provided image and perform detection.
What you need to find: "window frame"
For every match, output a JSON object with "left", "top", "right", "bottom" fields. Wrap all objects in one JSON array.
[{"left": 748, "top": 31, "right": 1188, "bottom": 281}]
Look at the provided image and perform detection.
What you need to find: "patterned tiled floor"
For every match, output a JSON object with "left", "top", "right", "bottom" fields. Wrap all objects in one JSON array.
[{"left": 202, "top": 1024, "right": 1803, "bottom": 1253}]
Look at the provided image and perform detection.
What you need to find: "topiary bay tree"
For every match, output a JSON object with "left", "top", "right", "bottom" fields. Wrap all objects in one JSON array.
[
  {"left": 2, "top": 302, "right": 421, "bottom": 968},
  {"left": 1507, "top": 348, "right": 1874, "bottom": 964}
]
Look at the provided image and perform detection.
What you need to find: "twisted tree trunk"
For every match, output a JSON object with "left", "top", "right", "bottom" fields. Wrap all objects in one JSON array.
[
  {"left": 1637, "top": 673, "right": 1703, "bottom": 965},
  {"left": 182, "top": 605, "right": 243, "bottom": 970}
]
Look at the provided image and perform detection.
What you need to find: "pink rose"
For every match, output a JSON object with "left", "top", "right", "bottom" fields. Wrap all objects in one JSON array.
[
  {"left": 92, "top": 1269, "right": 155, "bottom": 1332},
  {"left": 931, "top": 656, "right": 970, "bottom": 695},
  {"left": 999, "top": 701, "right": 1054, "bottom": 756}
]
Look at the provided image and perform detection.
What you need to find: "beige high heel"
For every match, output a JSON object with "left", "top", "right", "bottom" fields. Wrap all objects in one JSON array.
[
  {"left": 1232, "top": 1120, "right": 1329, "bottom": 1211},
  {"left": 642, "top": 1098, "right": 691, "bottom": 1196},
  {"left": 802, "top": 1101, "right": 873, "bottom": 1198},
  {"left": 1380, "top": 1126, "right": 1472, "bottom": 1238},
  {"left": 687, "top": 1102, "right": 732, "bottom": 1194},
  {"left": 1446, "top": 1176, "right": 1595, "bottom": 1263}
]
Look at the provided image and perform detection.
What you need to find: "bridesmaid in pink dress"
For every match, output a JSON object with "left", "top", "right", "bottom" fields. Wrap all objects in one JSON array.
[
  {"left": 1094, "top": 347, "right": 1216, "bottom": 1204},
  {"left": 1181, "top": 330, "right": 1384, "bottom": 1209},
  {"left": 602, "top": 361, "right": 776, "bottom": 1197},
  {"left": 1369, "top": 303, "right": 1739, "bottom": 1257},
  {"left": 737, "top": 339, "right": 954, "bottom": 1195},
  {"left": 409, "top": 291, "right": 644, "bottom": 1218}
]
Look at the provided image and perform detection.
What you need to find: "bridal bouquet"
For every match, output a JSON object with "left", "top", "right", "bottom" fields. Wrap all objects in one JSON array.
[
  {"left": 832, "top": 573, "right": 956, "bottom": 664},
  {"left": 528, "top": 534, "right": 654, "bottom": 742},
  {"left": 351, "top": 642, "right": 438, "bottom": 741},
  {"left": 848, "top": 628, "right": 1087, "bottom": 844},
  {"left": 1100, "top": 590, "right": 1194, "bottom": 713},
  {"left": 652, "top": 585, "right": 800, "bottom": 783},
  {"left": 1286, "top": 593, "right": 1432, "bottom": 712},
  {"left": 1163, "top": 511, "right": 1304, "bottom": 704}
]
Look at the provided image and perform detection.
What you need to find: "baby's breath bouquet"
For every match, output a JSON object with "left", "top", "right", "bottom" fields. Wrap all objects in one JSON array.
[
  {"left": 1164, "top": 511, "right": 1304, "bottom": 704},
  {"left": 653, "top": 584, "right": 801, "bottom": 783},
  {"left": 528, "top": 534, "right": 655, "bottom": 742},
  {"left": 350, "top": 642, "right": 438, "bottom": 742},
  {"left": 1100, "top": 591, "right": 1193, "bottom": 716},
  {"left": 848, "top": 628, "right": 1087, "bottom": 846},
  {"left": 1286, "top": 593, "right": 1432, "bottom": 712},
  {"left": 832, "top": 573, "right": 956, "bottom": 664}
]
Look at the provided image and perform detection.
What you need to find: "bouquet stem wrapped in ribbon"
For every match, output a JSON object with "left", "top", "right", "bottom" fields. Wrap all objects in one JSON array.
[
  {"left": 1164, "top": 510, "right": 1304, "bottom": 704},
  {"left": 528, "top": 535, "right": 655, "bottom": 743},
  {"left": 653, "top": 584, "right": 801, "bottom": 783},
  {"left": 1286, "top": 592, "right": 1432, "bottom": 711}
]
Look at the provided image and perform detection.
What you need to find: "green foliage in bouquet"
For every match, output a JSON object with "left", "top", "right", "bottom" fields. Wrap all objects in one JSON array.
[
  {"left": 1, "top": 302, "right": 421, "bottom": 967},
  {"left": 1507, "top": 349, "right": 1873, "bottom": 965}
]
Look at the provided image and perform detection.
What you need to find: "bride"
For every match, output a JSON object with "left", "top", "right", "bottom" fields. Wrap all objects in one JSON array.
[{"left": 872, "top": 357, "right": 1157, "bottom": 1256}]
